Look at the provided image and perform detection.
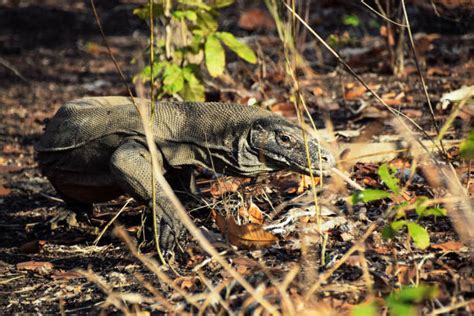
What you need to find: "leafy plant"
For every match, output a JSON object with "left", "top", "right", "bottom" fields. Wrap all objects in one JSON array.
[
  {"left": 351, "top": 163, "right": 446, "bottom": 249},
  {"left": 351, "top": 285, "right": 438, "bottom": 316},
  {"left": 133, "top": 0, "right": 257, "bottom": 101},
  {"left": 460, "top": 129, "right": 474, "bottom": 159}
]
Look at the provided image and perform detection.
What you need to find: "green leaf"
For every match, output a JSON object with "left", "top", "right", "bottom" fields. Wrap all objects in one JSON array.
[
  {"left": 386, "top": 286, "right": 438, "bottom": 316},
  {"left": 387, "top": 301, "right": 416, "bottom": 316},
  {"left": 210, "top": 0, "right": 235, "bottom": 8},
  {"left": 133, "top": 62, "right": 164, "bottom": 83},
  {"left": 351, "top": 189, "right": 391, "bottom": 204},
  {"left": 172, "top": 10, "right": 197, "bottom": 21},
  {"left": 414, "top": 196, "right": 429, "bottom": 217},
  {"left": 343, "top": 14, "right": 360, "bottom": 27},
  {"left": 163, "top": 64, "right": 184, "bottom": 94},
  {"left": 390, "top": 220, "right": 407, "bottom": 232},
  {"left": 382, "top": 225, "right": 397, "bottom": 239},
  {"left": 406, "top": 222, "right": 430, "bottom": 249},
  {"left": 196, "top": 10, "right": 218, "bottom": 34},
  {"left": 394, "top": 201, "right": 410, "bottom": 219},
  {"left": 205, "top": 35, "right": 225, "bottom": 77},
  {"left": 460, "top": 129, "right": 474, "bottom": 159},
  {"left": 378, "top": 163, "right": 400, "bottom": 194},
  {"left": 177, "top": 0, "right": 212, "bottom": 11},
  {"left": 351, "top": 301, "right": 378, "bottom": 316},
  {"left": 423, "top": 207, "right": 447, "bottom": 217},
  {"left": 181, "top": 66, "right": 205, "bottom": 101},
  {"left": 133, "top": 4, "right": 164, "bottom": 20},
  {"left": 215, "top": 32, "right": 257, "bottom": 64}
]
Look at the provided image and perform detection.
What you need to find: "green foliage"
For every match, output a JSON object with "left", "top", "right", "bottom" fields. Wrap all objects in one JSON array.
[
  {"left": 351, "top": 301, "right": 378, "bottom": 316},
  {"left": 205, "top": 34, "right": 225, "bottom": 77},
  {"left": 352, "top": 164, "right": 446, "bottom": 249},
  {"left": 352, "top": 189, "right": 390, "bottom": 204},
  {"left": 460, "top": 129, "right": 474, "bottom": 159},
  {"left": 342, "top": 14, "right": 360, "bottom": 27},
  {"left": 133, "top": 0, "right": 256, "bottom": 101},
  {"left": 378, "top": 163, "right": 400, "bottom": 194},
  {"left": 352, "top": 285, "right": 437, "bottom": 316},
  {"left": 386, "top": 286, "right": 438, "bottom": 316}
]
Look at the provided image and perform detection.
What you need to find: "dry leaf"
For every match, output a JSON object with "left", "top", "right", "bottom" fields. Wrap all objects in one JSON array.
[
  {"left": 0, "top": 185, "right": 11, "bottom": 197},
  {"left": 17, "top": 261, "right": 54, "bottom": 272},
  {"left": 397, "top": 264, "right": 417, "bottom": 285},
  {"left": 212, "top": 210, "right": 277, "bottom": 249},
  {"left": 175, "top": 277, "right": 199, "bottom": 290},
  {"left": 239, "top": 202, "right": 264, "bottom": 225},
  {"left": 313, "top": 86, "right": 324, "bottom": 96},
  {"left": 238, "top": 8, "right": 275, "bottom": 31},
  {"left": 271, "top": 102, "right": 296, "bottom": 117},
  {"left": 210, "top": 177, "right": 246, "bottom": 197},
  {"left": 344, "top": 83, "right": 379, "bottom": 100},
  {"left": 431, "top": 241, "right": 465, "bottom": 252}
]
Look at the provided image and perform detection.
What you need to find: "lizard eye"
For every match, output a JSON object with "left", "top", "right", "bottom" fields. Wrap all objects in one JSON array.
[{"left": 277, "top": 132, "right": 293, "bottom": 147}]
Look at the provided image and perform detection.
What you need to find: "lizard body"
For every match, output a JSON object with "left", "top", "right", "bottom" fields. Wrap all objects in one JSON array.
[{"left": 36, "top": 96, "right": 335, "bottom": 249}]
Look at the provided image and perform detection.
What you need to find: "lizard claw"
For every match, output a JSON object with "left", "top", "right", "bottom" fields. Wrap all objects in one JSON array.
[{"left": 151, "top": 205, "right": 185, "bottom": 253}]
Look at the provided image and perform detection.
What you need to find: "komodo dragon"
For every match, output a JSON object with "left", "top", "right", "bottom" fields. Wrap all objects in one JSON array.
[{"left": 36, "top": 96, "right": 336, "bottom": 250}]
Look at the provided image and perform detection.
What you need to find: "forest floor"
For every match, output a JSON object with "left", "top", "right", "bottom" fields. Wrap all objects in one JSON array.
[{"left": 0, "top": 0, "right": 473, "bottom": 314}]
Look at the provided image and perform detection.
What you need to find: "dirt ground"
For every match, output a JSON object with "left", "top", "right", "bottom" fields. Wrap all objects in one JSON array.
[{"left": 1, "top": 1, "right": 473, "bottom": 314}]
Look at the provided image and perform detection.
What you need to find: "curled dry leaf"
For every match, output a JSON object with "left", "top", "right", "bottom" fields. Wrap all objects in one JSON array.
[
  {"left": 239, "top": 202, "right": 264, "bottom": 225},
  {"left": 212, "top": 210, "right": 278, "bottom": 249}
]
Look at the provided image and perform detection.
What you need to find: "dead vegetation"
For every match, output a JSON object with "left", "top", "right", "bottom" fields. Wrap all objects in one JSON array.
[{"left": 0, "top": 0, "right": 473, "bottom": 314}]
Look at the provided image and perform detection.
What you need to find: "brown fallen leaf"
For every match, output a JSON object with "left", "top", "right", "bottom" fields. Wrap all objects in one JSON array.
[
  {"left": 344, "top": 83, "right": 379, "bottom": 100},
  {"left": 16, "top": 261, "right": 54, "bottom": 272},
  {"left": 175, "top": 276, "right": 199, "bottom": 291},
  {"left": 431, "top": 241, "right": 465, "bottom": 252},
  {"left": 210, "top": 177, "right": 245, "bottom": 197},
  {"left": 212, "top": 210, "right": 278, "bottom": 249},
  {"left": 239, "top": 202, "right": 264, "bottom": 225},
  {"left": 271, "top": 102, "right": 296, "bottom": 117},
  {"left": 0, "top": 185, "right": 11, "bottom": 197},
  {"left": 238, "top": 8, "right": 275, "bottom": 31}
]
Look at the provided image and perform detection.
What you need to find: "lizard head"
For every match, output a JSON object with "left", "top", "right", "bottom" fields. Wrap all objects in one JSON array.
[{"left": 249, "top": 117, "right": 336, "bottom": 176}]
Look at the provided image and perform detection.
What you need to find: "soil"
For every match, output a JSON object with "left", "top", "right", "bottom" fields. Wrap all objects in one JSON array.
[{"left": 1, "top": 0, "right": 472, "bottom": 314}]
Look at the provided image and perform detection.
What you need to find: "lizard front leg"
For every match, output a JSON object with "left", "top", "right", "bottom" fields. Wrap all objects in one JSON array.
[{"left": 109, "top": 140, "right": 185, "bottom": 251}]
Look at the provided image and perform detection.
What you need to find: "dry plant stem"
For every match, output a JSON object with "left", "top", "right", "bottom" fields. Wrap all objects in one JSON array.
[
  {"left": 304, "top": 222, "right": 378, "bottom": 301},
  {"left": 330, "top": 167, "right": 364, "bottom": 191},
  {"left": 282, "top": 2, "right": 442, "bottom": 156},
  {"left": 133, "top": 272, "right": 175, "bottom": 311},
  {"left": 436, "top": 97, "right": 471, "bottom": 145},
  {"left": 114, "top": 227, "right": 201, "bottom": 309},
  {"left": 148, "top": 0, "right": 165, "bottom": 267},
  {"left": 277, "top": 265, "right": 299, "bottom": 315},
  {"left": 400, "top": 0, "right": 445, "bottom": 154},
  {"left": 90, "top": 0, "right": 135, "bottom": 100},
  {"left": 361, "top": 0, "right": 407, "bottom": 27},
  {"left": 428, "top": 299, "right": 474, "bottom": 315},
  {"left": 358, "top": 246, "right": 374, "bottom": 294},
  {"left": 78, "top": 269, "right": 131, "bottom": 315},
  {"left": 196, "top": 271, "right": 233, "bottom": 315},
  {"left": 93, "top": 198, "right": 133, "bottom": 246}
]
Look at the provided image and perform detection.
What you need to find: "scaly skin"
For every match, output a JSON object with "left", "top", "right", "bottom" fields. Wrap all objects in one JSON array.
[{"left": 36, "top": 96, "right": 336, "bottom": 250}]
